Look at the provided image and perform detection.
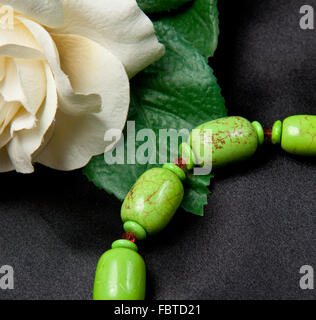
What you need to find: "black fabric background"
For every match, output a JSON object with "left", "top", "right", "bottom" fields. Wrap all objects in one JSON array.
[{"left": 0, "top": 0, "right": 316, "bottom": 300}]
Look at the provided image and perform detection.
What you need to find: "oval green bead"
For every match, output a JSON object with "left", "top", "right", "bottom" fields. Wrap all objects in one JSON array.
[
  {"left": 121, "top": 168, "right": 184, "bottom": 235},
  {"left": 93, "top": 248, "right": 146, "bottom": 300},
  {"left": 123, "top": 221, "right": 147, "bottom": 241},
  {"left": 111, "top": 239, "right": 138, "bottom": 252},
  {"left": 189, "top": 116, "right": 258, "bottom": 169},
  {"left": 272, "top": 120, "right": 282, "bottom": 145},
  {"left": 281, "top": 115, "right": 316, "bottom": 156}
]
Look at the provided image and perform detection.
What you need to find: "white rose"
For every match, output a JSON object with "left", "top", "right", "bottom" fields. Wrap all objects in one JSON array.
[{"left": 0, "top": 0, "right": 164, "bottom": 173}]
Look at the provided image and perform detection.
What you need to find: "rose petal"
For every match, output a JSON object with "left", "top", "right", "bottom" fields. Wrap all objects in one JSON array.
[
  {"left": 0, "top": 55, "right": 46, "bottom": 117},
  {"left": 35, "top": 37, "right": 130, "bottom": 170},
  {"left": 52, "top": 33, "right": 129, "bottom": 115},
  {"left": 18, "top": 16, "right": 102, "bottom": 116},
  {"left": 10, "top": 110, "right": 36, "bottom": 135},
  {"left": 0, "top": 57, "right": 5, "bottom": 82},
  {"left": 0, "top": 95, "right": 21, "bottom": 143},
  {"left": 0, "top": 58, "right": 24, "bottom": 104},
  {"left": 6, "top": 135, "right": 34, "bottom": 173},
  {"left": 14, "top": 59, "right": 46, "bottom": 115},
  {"left": 0, "top": 45, "right": 44, "bottom": 60},
  {"left": 0, "top": 148, "right": 14, "bottom": 173},
  {"left": 1, "top": 0, "right": 64, "bottom": 28},
  {"left": 0, "top": 99, "right": 20, "bottom": 135},
  {"left": 0, "top": 96, "right": 15, "bottom": 148},
  {"left": 0, "top": 20, "right": 42, "bottom": 51},
  {"left": 0, "top": 58, "right": 43, "bottom": 116},
  {"left": 50, "top": 0, "right": 165, "bottom": 78},
  {"left": 0, "top": 127, "right": 12, "bottom": 149},
  {"left": 7, "top": 63, "right": 57, "bottom": 173},
  {"left": 0, "top": 18, "right": 44, "bottom": 59}
]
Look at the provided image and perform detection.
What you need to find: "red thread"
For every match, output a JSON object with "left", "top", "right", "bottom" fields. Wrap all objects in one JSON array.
[
  {"left": 264, "top": 127, "right": 272, "bottom": 143},
  {"left": 122, "top": 232, "right": 136, "bottom": 243},
  {"left": 175, "top": 157, "right": 186, "bottom": 169}
]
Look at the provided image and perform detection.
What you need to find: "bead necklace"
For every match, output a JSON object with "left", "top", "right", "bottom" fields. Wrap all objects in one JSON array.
[{"left": 93, "top": 115, "right": 315, "bottom": 300}]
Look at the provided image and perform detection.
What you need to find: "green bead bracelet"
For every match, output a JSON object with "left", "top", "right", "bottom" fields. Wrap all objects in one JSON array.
[{"left": 93, "top": 115, "right": 316, "bottom": 300}]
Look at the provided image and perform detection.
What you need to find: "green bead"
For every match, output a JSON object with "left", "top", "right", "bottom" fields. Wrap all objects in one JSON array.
[
  {"left": 252, "top": 121, "right": 264, "bottom": 145},
  {"left": 121, "top": 168, "right": 184, "bottom": 235},
  {"left": 111, "top": 239, "right": 138, "bottom": 252},
  {"left": 272, "top": 120, "right": 282, "bottom": 144},
  {"left": 179, "top": 142, "right": 195, "bottom": 170},
  {"left": 281, "top": 115, "right": 316, "bottom": 156},
  {"left": 93, "top": 247, "right": 146, "bottom": 300},
  {"left": 123, "top": 221, "right": 147, "bottom": 241},
  {"left": 190, "top": 116, "right": 258, "bottom": 169},
  {"left": 162, "top": 163, "right": 186, "bottom": 181}
]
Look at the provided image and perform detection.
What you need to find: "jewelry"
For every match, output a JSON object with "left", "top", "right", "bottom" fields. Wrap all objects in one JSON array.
[{"left": 93, "top": 115, "right": 316, "bottom": 300}]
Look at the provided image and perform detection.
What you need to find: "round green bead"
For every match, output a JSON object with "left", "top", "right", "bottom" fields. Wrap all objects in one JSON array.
[
  {"left": 111, "top": 239, "right": 138, "bottom": 252},
  {"left": 281, "top": 115, "right": 316, "bottom": 156},
  {"left": 189, "top": 116, "right": 258, "bottom": 169},
  {"left": 121, "top": 168, "right": 184, "bottom": 235},
  {"left": 93, "top": 247, "right": 146, "bottom": 300},
  {"left": 272, "top": 120, "right": 282, "bottom": 144},
  {"left": 179, "top": 142, "right": 195, "bottom": 170},
  {"left": 163, "top": 163, "right": 186, "bottom": 181},
  {"left": 123, "top": 221, "right": 147, "bottom": 241},
  {"left": 252, "top": 121, "right": 264, "bottom": 145}
]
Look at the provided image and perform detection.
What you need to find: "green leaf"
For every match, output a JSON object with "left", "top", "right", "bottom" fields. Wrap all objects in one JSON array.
[
  {"left": 182, "top": 173, "right": 213, "bottom": 216},
  {"left": 156, "top": 0, "right": 219, "bottom": 58},
  {"left": 137, "top": 0, "right": 192, "bottom": 13},
  {"left": 84, "top": 15, "right": 226, "bottom": 215}
]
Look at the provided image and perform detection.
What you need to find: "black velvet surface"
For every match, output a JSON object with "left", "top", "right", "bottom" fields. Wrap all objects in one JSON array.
[{"left": 1, "top": 0, "right": 316, "bottom": 300}]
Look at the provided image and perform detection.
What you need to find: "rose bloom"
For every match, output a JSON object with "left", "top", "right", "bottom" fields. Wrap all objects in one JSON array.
[{"left": 0, "top": 0, "right": 164, "bottom": 173}]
